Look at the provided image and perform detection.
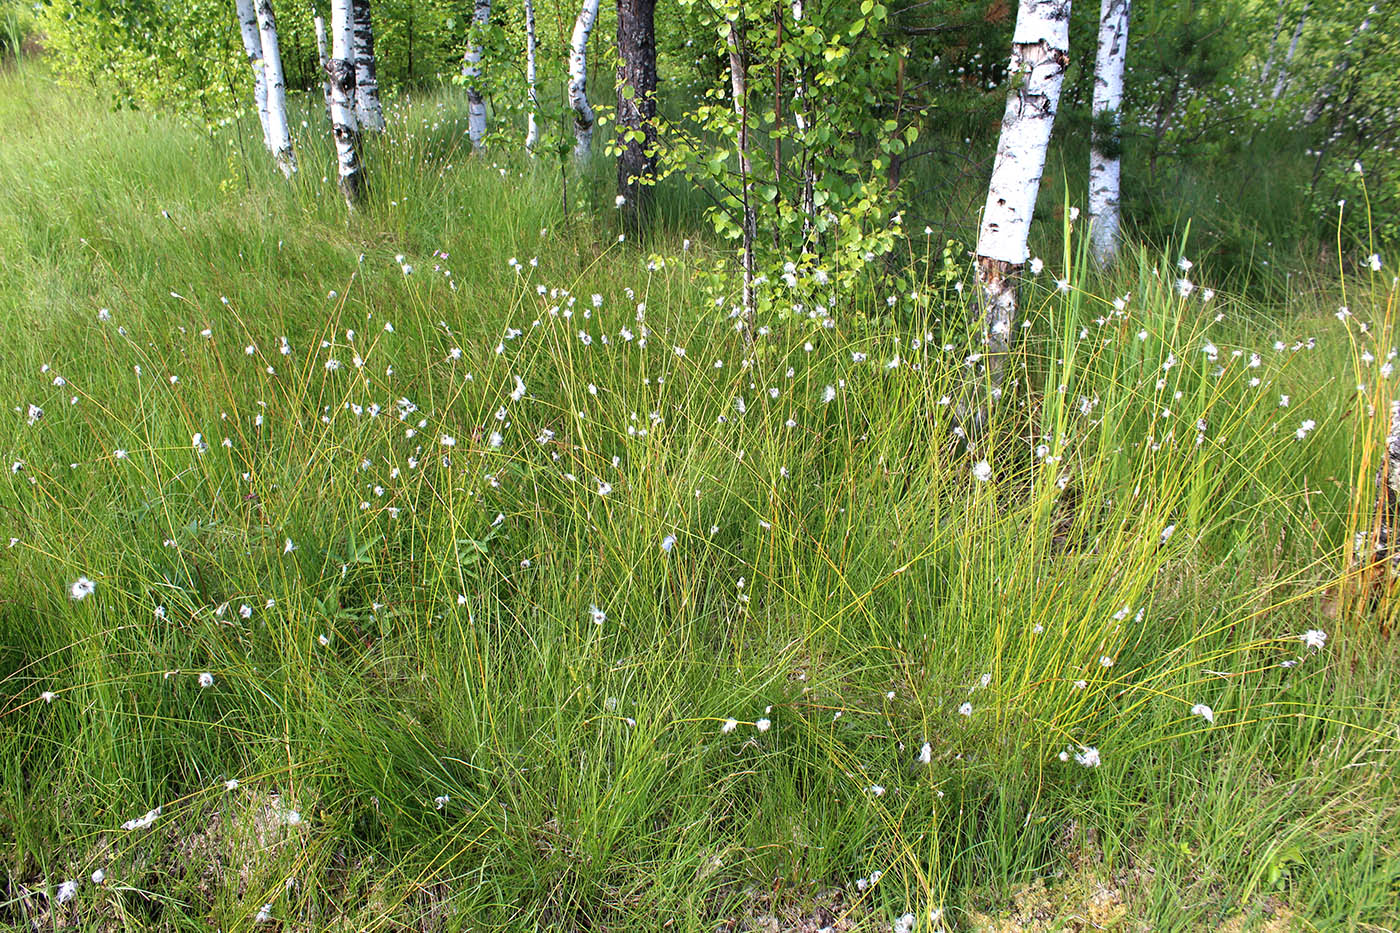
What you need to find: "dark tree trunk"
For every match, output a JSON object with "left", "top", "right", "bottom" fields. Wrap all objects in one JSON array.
[
  {"left": 616, "top": 0, "right": 658, "bottom": 234},
  {"left": 351, "top": 0, "right": 386, "bottom": 131}
]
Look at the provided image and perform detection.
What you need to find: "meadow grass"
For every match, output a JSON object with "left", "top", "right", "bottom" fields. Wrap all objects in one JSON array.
[{"left": 2, "top": 62, "right": 1399, "bottom": 931}]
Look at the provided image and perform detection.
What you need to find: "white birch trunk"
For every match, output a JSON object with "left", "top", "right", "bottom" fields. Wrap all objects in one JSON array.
[
  {"left": 568, "top": 0, "right": 601, "bottom": 160},
  {"left": 791, "top": 0, "right": 815, "bottom": 237},
  {"left": 1089, "top": 0, "right": 1128, "bottom": 267},
  {"left": 254, "top": 0, "right": 297, "bottom": 176},
  {"left": 727, "top": 15, "right": 755, "bottom": 321},
  {"left": 975, "top": 0, "right": 1071, "bottom": 356},
  {"left": 328, "top": 0, "right": 366, "bottom": 207},
  {"left": 351, "top": 0, "right": 386, "bottom": 131},
  {"left": 314, "top": 13, "right": 333, "bottom": 120},
  {"left": 462, "top": 0, "right": 491, "bottom": 150},
  {"left": 1259, "top": 0, "right": 1287, "bottom": 85},
  {"left": 524, "top": 0, "right": 540, "bottom": 152},
  {"left": 1376, "top": 400, "right": 1400, "bottom": 568},
  {"left": 235, "top": 0, "right": 272, "bottom": 152},
  {"left": 1271, "top": 4, "right": 1307, "bottom": 100}
]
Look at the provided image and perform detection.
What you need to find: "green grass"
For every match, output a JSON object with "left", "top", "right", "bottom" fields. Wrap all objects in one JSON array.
[{"left": 2, "top": 61, "right": 1400, "bottom": 932}]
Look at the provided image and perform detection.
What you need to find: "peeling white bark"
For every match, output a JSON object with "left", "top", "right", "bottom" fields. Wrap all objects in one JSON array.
[
  {"left": 328, "top": 0, "right": 365, "bottom": 206},
  {"left": 462, "top": 0, "right": 491, "bottom": 150},
  {"left": 791, "top": 0, "right": 815, "bottom": 236},
  {"left": 976, "top": 0, "right": 1071, "bottom": 269},
  {"left": 352, "top": 0, "right": 387, "bottom": 131},
  {"left": 524, "top": 0, "right": 540, "bottom": 152},
  {"left": 234, "top": 0, "right": 272, "bottom": 152},
  {"left": 568, "top": 0, "right": 601, "bottom": 160},
  {"left": 1089, "top": 0, "right": 1128, "bottom": 267},
  {"left": 254, "top": 0, "right": 297, "bottom": 176},
  {"left": 1377, "top": 400, "right": 1400, "bottom": 567},
  {"left": 314, "top": 13, "right": 333, "bottom": 119}
]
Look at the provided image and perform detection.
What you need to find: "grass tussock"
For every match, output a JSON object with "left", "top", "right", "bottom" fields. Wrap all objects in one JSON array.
[{"left": 2, "top": 62, "right": 1400, "bottom": 932}]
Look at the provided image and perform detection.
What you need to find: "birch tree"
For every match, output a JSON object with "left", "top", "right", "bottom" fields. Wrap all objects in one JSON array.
[
  {"left": 524, "top": 0, "right": 540, "bottom": 151},
  {"left": 314, "top": 11, "right": 333, "bottom": 119},
  {"left": 327, "top": 0, "right": 366, "bottom": 206},
  {"left": 790, "top": 0, "right": 815, "bottom": 238},
  {"left": 568, "top": 0, "right": 602, "bottom": 160},
  {"left": 351, "top": 0, "right": 386, "bottom": 131},
  {"left": 1374, "top": 401, "right": 1400, "bottom": 572},
  {"left": 975, "top": 0, "right": 1070, "bottom": 367},
  {"left": 1089, "top": 0, "right": 1128, "bottom": 267},
  {"left": 616, "top": 0, "right": 657, "bottom": 229},
  {"left": 1271, "top": 2, "right": 1307, "bottom": 100},
  {"left": 462, "top": 0, "right": 491, "bottom": 149},
  {"left": 253, "top": 0, "right": 297, "bottom": 175},
  {"left": 234, "top": 0, "right": 272, "bottom": 152},
  {"left": 726, "top": 10, "right": 755, "bottom": 320}
]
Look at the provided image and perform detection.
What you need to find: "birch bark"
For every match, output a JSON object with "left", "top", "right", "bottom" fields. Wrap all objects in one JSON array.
[
  {"left": 568, "top": 0, "right": 602, "bottom": 160},
  {"left": 328, "top": 0, "right": 366, "bottom": 207},
  {"left": 524, "top": 0, "right": 540, "bottom": 151},
  {"left": 1089, "top": 0, "right": 1128, "bottom": 267},
  {"left": 351, "top": 0, "right": 387, "bottom": 131},
  {"left": 254, "top": 0, "right": 297, "bottom": 176},
  {"left": 234, "top": 0, "right": 272, "bottom": 152},
  {"left": 1272, "top": 3, "right": 1308, "bottom": 101},
  {"left": 1376, "top": 401, "right": 1400, "bottom": 569},
  {"left": 791, "top": 0, "right": 815, "bottom": 239},
  {"left": 727, "top": 13, "right": 755, "bottom": 323},
  {"left": 462, "top": 0, "right": 492, "bottom": 149},
  {"left": 314, "top": 13, "right": 333, "bottom": 120},
  {"left": 975, "top": 0, "right": 1071, "bottom": 359}
]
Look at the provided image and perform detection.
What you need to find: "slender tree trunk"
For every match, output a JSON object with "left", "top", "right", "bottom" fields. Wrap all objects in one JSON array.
[
  {"left": 1089, "top": 0, "right": 1128, "bottom": 267},
  {"left": 462, "top": 0, "right": 491, "bottom": 149},
  {"left": 975, "top": 0, "right": 1071, "bottom": 371},
  {"left": 328, "top": 0, "right": 366, "bottom": 207},
  {"left": 1259, "top": 0, "right": 1287, "bottom": 85},
  {"left": 254, "top": 0, "right": 297, "bottom": 176},
  {"left": 1271, "top": 2, "right": 1307, "bottom": 101},
  {"left": 791, "top": 0, "right": 815, "bottom": 241},
  {"left": 568, "top": 0, "right": 602, "bottom": 160},
  {"left": 524, "top": 0, "right": 541, "bottom": 151},
  {"left": 727, "top": 12, "right": 755, "bottom": 324},
  {"left": 314, "top": 12, "right": 333, "bottom": 120},
  {"left": 235, "top": 0, "right": 273, "bottom": 152},
  {"left": 1375, "top": 401, "right": 1400, "bottom": 570},
  {"left": 351, "top": 0, "right": 386, "bottom": 131},
  {"left": 616, "top": 0, "right": 657, "bottom": 231}
]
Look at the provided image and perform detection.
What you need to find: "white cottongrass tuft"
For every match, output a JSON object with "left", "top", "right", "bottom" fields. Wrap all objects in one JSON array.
[
  {"left": 1074, "top": 746, "right": 1101, "bottom": 768},
  {"left": 1300, "top": 629, "right": 1327, "bottom": 651},
  {"left": 721, "top": 718, "right": 738, "bottom": 734},
  {"left": 1191, "top": 703, "right": 1215, "bottom": 724},
  {"left": 121, "top": 806, "right": 162, "bottom": 831},
  {"left": 69, "top": 576, "right": 96, "bottom": 601},
  {"left": 755, "top": 718, "right": 771, "bottom": 732},
  {"left": 198, "top": 672, "right": 214, "bottom": 688},
  {"left": 972, "top": 461, "right": 993, "bottom": 482}
]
